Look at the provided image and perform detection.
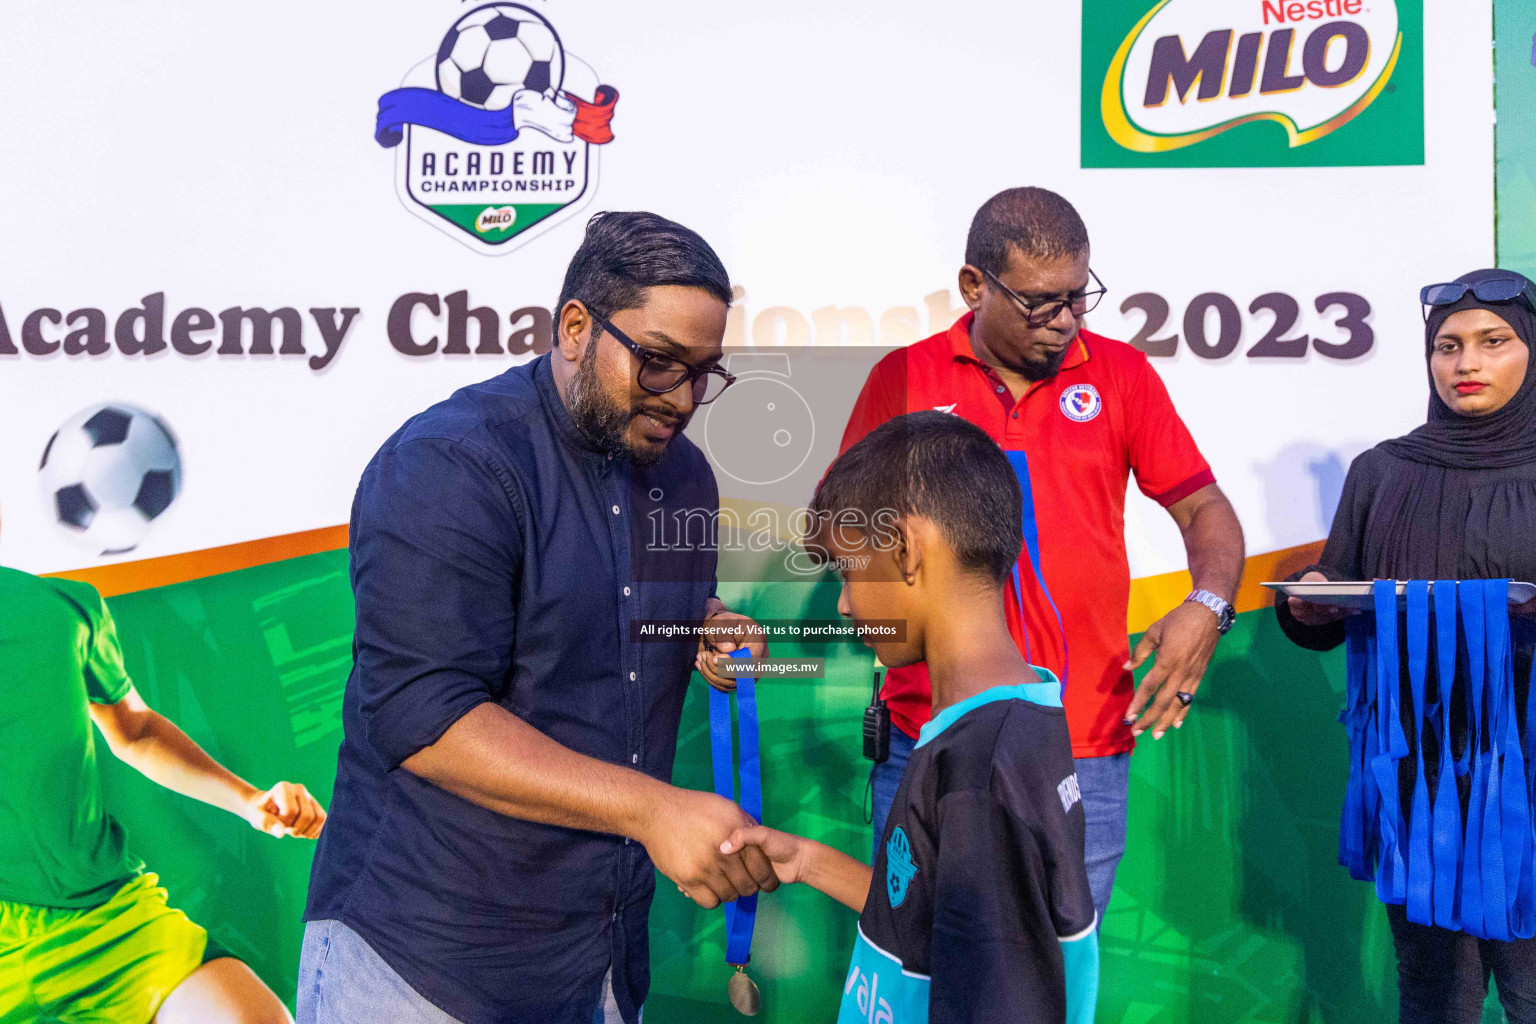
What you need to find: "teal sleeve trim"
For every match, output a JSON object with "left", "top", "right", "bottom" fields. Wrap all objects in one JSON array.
[{"left": 1061, "top": 920, "right": 1100, "bottom": 1024}]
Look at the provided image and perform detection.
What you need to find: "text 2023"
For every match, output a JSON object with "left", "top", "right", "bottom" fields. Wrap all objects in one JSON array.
[{"left": 1120, "top": 292, "right": 1372, "bottom": 359}]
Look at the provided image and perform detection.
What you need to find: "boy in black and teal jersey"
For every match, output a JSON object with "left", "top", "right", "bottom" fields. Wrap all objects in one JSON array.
[{"left": 718, "top": 411, "right": 1098, "bottom": 1023}]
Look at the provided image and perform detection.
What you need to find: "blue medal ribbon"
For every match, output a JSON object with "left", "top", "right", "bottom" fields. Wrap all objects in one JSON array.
[
  {"left": 1510, "top": 612, "right": 1536, "bottom": 936},
  {"left": 1404, "top": 581, "right": 1434, "bottom": 924},
  {"left": 1370, "top": 580, "right": 1408, "bottom": 905},
  {"left": 1458, "top": 581, "right": 1488, "bottom": 936},
  {"left": 1430, "top": 581, "right": 1464, "bottom": 930},
  {"left": 1005, "top": 450, "right": 1069, "bottom": 689},
  {"left": 708, "top": 647, "right": 762, "bottom": 968},
  {"left": 1480, "top": 580, "right": 1511, "bottom": 940},
  {"left": 1340, "top": 612, "right": 1378, "bottom": 879}
]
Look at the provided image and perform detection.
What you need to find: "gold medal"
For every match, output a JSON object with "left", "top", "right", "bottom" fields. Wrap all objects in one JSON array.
[{"left": 727, "top": 964, "right": 761, "bottom": 1015}]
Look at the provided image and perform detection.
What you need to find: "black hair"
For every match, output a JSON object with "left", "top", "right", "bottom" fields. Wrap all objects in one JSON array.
[
  {"left": 810, "top": 411, "right": 1023, "bottom": 585},
  {"left": 556, "top": 211, "right": 733, "bottom": 324},
  {"left": 964, "top": 187, "right": 1090, "bottom": 277}
]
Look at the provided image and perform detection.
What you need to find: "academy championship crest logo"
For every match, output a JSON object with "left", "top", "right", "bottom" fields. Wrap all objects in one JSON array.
[
  {"left": 374, "top": 4, "right": 619, "bottom": 254},
  {"left": 885, "top": 827, "right": 917, "bottom": 908},
  {"left": 1081, "top": 0, "right": 1423, "bottom": 168}
]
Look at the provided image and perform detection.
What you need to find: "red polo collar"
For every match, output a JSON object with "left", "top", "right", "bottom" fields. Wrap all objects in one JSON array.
[{"left": 945, "top": 312, "right": 1092, "bottom": 390}]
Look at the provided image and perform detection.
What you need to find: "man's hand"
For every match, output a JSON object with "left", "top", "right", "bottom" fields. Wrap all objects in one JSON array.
[
  {"left": 1123, "top": 600, "right": 1220, "bottom": 740},
  {"left": 640, "top": 788, "right": 779, "bottom": 909},
  {"left": 241, "top": 781, "right": 326, "bottom": 839},
  {"left": 1132, "top": 483, "right": 1244, "bottom": 741},
  {"left": 696, "top": 603, "right": 768, "bottom": 693}
]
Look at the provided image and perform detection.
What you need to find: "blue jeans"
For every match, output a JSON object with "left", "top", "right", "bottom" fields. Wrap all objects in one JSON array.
[
  {"left": 870, "top": 726, "right": 918, "bottom": 862},
  {"left": 297, "top": 919, "right": 633, "bottom": 1024},
  {"left": 872, "top": 730, "right": 1130, "bottom": 922}
]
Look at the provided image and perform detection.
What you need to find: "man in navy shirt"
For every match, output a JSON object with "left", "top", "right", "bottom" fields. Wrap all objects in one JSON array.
[{"left": 300, "top": 212, "right": 777, "bottom": 1024}]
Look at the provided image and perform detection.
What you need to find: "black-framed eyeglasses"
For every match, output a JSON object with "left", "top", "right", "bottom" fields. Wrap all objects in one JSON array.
[
  {"left": 590, "top": 311, "right": 737, "bottom": 405},
  {"left": 1420, "top": 272, "right": 1536, "bottom": 322},
  {"left": 983, "top": 267, "right": 1107, "bottom": 327}
]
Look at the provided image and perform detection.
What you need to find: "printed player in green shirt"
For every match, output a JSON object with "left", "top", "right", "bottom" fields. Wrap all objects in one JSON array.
[{"left": 0, "top": 519, "right": 327, "bottom": 1023}]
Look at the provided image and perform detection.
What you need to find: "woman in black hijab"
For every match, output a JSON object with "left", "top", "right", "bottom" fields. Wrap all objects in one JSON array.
[{"left": 1278, "top": 269, "right": 1536, "bottom": 1024}]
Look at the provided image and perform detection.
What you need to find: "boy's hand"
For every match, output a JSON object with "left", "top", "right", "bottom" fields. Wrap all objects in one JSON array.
[
  {"left": 644, "top": 789, "right": 779, "bottom": 909},
  {"left": 242, "top": 781, "right": 326, "bottom": 839},
  {"left": 721, "top": 824, "right": 811, "bottom": 886},
  {"left": 725, "top": 823, "right": 872, "bottom": 913}
]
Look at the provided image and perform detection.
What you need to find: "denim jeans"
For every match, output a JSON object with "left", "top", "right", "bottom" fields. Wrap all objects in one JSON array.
[
  {"left": 872, "top": 729, "right": 1130, "bottom": 922},
  {"left": 1076, "top": 751, "right": 1131, "bottom": 922},
  {"left": 1387, "top": 903, "right": 1536, "bottom": 1024},
  {"left": 870, "top": 726, "right": 918, "bottom": 862},
  {"left": 297, "top": 919, "right": 632, "bottom": 1024}
]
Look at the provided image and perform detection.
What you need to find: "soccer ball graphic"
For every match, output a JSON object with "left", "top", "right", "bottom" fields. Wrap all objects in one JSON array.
[
  {"left": 39, "top": 404, "right": 181, "bottom": 554},
  {"left": 435, "top": 4, "right": 565, "bottom": 111}
]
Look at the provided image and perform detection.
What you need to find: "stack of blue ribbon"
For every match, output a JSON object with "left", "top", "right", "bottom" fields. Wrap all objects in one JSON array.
[{"left": 1341, "top": 579, "right": 1536, "bottom": 939}]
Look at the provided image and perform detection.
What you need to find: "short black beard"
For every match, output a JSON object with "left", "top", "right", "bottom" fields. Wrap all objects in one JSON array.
[
  {"left": 1018, "top": 345, "right": 1069, "bottom": 382},
  {"left": 567, "top": 339, "right": 668, "bottom": 467}
]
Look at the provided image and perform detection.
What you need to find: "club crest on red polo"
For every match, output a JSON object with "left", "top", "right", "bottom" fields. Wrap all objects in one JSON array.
[
  {"left": 372, "top": 4, "right": 621, "bottom": 255},
  {"left": 1060, "top": 383, "right": 1102, "bottom": 422}
]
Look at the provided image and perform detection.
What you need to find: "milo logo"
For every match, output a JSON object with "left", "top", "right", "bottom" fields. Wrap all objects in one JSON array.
[
  {"left": 1081, "top": 0, "right": 1423, "bottom": 168},
  {"left": 475, "top": 206, "right": 518, "bottom": 233}
]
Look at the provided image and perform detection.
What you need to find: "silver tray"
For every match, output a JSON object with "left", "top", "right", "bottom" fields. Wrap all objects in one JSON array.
[{"left": 1262, "top": 580, "right": 1536, "bottom": 610}]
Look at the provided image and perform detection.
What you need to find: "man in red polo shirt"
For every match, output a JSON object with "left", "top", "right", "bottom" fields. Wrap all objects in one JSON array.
[{"left": 842, "top": 187, "right": 1245, "bottom": 921}]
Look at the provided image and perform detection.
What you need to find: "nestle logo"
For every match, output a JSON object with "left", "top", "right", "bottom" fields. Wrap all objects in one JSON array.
[{"left": 1261, "top": 0, "right": 1363, "bottom": 24}]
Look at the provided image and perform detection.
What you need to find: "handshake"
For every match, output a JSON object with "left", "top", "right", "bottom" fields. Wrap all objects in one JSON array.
[{"left": 637, "top": 788, "right": 807, "bottom": 910}]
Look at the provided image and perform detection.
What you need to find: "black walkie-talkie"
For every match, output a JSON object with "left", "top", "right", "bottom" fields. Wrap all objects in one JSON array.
[{"left": 862, "top": 662, "right": 889, "bottom": 763}]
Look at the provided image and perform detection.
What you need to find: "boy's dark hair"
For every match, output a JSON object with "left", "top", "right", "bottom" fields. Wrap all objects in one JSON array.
[
  {"left": 811, "top": 411, "right": 1023, "bottom": 584},
  {"left": 556, "top": 211, "right": 733, "bottom": 328},
  {"left": 965, "top": 187, "right": 1090, "bottom": 277}
]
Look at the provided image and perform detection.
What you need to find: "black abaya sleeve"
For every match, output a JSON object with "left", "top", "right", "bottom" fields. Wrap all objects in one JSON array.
[{"left": 1273, "top": 450, "right": 1380, "bottom": 651}]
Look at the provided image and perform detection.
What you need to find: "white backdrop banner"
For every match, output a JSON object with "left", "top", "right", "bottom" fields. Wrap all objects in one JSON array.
[{"left": 0, "top": 0, "right": 1493, "bottom": 577}]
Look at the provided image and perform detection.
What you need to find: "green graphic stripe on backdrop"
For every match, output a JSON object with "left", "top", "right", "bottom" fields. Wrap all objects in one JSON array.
[
  {"left": 98, "top": 550, "right": 1468, "bottom": 1020},
  {"left": 1496, "top": 0, "right": 1536, "bottom": 277},
  {"left": 429, "top": 202, "right": 565, "bottom": 241}
]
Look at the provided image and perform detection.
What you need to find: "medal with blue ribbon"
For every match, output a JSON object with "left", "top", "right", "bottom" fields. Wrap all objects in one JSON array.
[{"left": 710, "top": 646, "right": 763, "bottom": 1015}]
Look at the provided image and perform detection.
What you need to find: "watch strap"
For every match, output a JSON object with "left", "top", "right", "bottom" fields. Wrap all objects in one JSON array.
[{"left": 1187, "top": 589, "right": 1235, "bottom": 634}]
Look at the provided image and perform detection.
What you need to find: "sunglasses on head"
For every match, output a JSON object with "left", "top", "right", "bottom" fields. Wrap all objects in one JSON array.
[{"left": 1419, "top": 272, "right": 1536, "bottom": 321}]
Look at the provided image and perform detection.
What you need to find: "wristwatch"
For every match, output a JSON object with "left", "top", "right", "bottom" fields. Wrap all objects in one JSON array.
[{"left": 1186, "top": 589, "right": 1235, "bottom": 635}]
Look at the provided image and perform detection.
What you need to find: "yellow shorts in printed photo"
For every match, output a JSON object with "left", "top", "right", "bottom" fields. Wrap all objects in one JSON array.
[{"left": 0, "top": 873, "right": 208, "bottom": 1024}]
